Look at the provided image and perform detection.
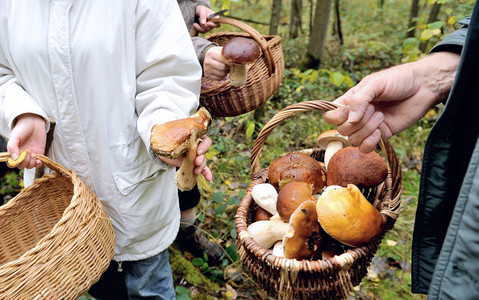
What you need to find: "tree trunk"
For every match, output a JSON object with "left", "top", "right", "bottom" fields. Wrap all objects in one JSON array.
[
  {"left": 378, "top": 0, "right": 385, "bottom": 8},
  {"left": 407, "top": 0, "right": 421, "bottom": 38},
  {"left": 334, "top": 0, "right": 343, "bottom": 45},
  {"left": 419, "top": 2, "right": 442, "bottom": 51},
  {"left": 309, "top": 0, "right": 314, "bottom": 33},
  {"left": 269, "top": 0, "right": 283, "bottom": 35},
  {"left": 304, "top": 0, "right": 333, "bottom": 69},
  {"left": 289, "top": 0, "right": 303, "bottom": 38}
]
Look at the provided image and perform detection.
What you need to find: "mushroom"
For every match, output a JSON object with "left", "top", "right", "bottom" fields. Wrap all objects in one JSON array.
[
  {"left": 268, "top": 152, "right": 326, "bottom": 194},
  {"left": 251, "top": 183, "right": 278, "bottom": 215},
  {"left": 255, "top": 206, "right": 273, "bottom": 222},
  {"left": 150, "top": 107, "right": 211, "bottom": 191},
  {"left": 283, "top": 200, "right": 323, "bottom": 260},
  {"left": 247, "top": 220, "right": 291, "bottom": 249},
  {"left": 316, "top": 184, "right": 385, "bottom": 247},
  {"left": 277, "top": 181, "right": 315, "bottom": 222},
  {"left": 326, "top": 146, "right": 388, "bottom": 188},
  {"left": 222, "top": 37, "right": 261, "bottom": 87},
  {"left": 272, "top": 241, "right": 285, "bottom": 257},
  {"left": 317, "top": 130, "right": 350, "bottom": 168}
]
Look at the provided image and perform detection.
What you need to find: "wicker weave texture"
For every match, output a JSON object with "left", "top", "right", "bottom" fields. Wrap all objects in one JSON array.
[
  {"left": 0, "top": 154, "right": 115, "bottom": 300},
  {"left": 200, "top": 18, "right": 284, "bottom": 117},
  {"left": 235, "top": 100, "right": 402, "bottom": 299}
]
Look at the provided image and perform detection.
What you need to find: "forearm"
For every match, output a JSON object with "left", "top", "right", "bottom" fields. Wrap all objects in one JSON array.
[{"left": 413, "top": 52, "right": 461, "bottom": 105}]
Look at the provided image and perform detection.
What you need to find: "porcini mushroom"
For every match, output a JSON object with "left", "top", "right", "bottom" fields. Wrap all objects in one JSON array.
[
  {"left": 150, "top": 107, "right": 211, "bottom": 191},
  {"left": 277, "top": 181, "right": 315, "bottom": 222},
  {"left": 317, "top": 130, "right": 350, "bottom": 168},
  {"left": 222, "top": 37, "right": 261, "bottom": 87},
  {"left": 268, "top": 152, "right": 326, "bottom": 194},
  {"left": 327, "top": 146, "right": 388, "bottom": 188},
  {"left": 272, "top": 241, "right": 285, "bottom": 257},
  {"left": 247, "top": 220, "right": 291, "bottom": 249},
  {"left": 316, "top": 184, "right": 385, "bottom": 247},
  {"left": 251, "top": 183, "right": 278, "bottom": 215},
  {"left": 283, "top": 200, "right": 323, "bottom": 260}
]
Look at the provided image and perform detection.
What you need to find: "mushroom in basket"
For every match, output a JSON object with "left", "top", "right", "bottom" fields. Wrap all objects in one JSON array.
[
  {"left": 150, "top": 107, "right": 211, "bottom": 191},
  {"left": 222, "top": 37, "right": 261, "bottom": 87},
  {"left": 316, "top": 184, "right": 385, "bottom": 247},
  {"left": 277, "top": 181, "right": 315, "bottom": 222},
  {"left": 317, "top": 130, "right": 350, "bottom": 169},
  {"left": 268, "top": 152, "right": 326, "bottom": 194},
  {"left": 327, "top": 146, "right": 388, "bottom": 188}
]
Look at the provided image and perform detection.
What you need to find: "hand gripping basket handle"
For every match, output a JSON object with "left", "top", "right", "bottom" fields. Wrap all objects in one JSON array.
[
  {"left": 249, "top": 100, "right": 402, "bottom": 219},
  {"left": 210, "top": 17, "right": 276, "bottom": 75},
  {"left": 0, "top": 152, "right": 72, "bottom": 178}
]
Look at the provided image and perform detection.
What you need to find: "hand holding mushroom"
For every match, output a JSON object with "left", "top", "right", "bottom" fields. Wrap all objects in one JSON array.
[
  {"left": 222, "top": 37, "right": 261, "bottom": 87},
  {"left": 150, "top": 107, "right": 213, "bottom": 191}
]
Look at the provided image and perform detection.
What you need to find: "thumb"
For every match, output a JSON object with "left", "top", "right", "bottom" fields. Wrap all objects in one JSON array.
[
  {"left": 7, "top": 136, "right": 20, "bottom": 160},
  {"left": 199, "top": 8, "right": 207, "bottom": 25},
  {"left": 344, "top": 78, "right": 385, "bottom": 123}
]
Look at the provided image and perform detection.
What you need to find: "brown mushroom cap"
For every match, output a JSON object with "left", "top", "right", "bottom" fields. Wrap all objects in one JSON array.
[
  {"left": 316, "top": 184, "right": 385, "bottom": 247},
  {"left": 326, "top": 146, "right": 387, "bottom": 187},
  {"left": 268, "top": 152, "right": 326, "bottom": 194},
  {"left": 255, "top": 206, "right": 273, "bottom": 221},
  {"left": 284, "top": 200, "right": 323, "bottom": 260},
  {"left": 150, "top": 107, "right": 211, "bottom": 159},
  {"left": 317, "top": 130, "right": 349, "bottom": 149},
  {"left": 277, "top": 181, "right": 315, "bottom": 222},
  {"left": 222, "top": 37, "right": 261, "bottom": 65}
]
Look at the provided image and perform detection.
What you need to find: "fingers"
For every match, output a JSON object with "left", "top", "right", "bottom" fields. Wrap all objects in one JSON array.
[
  {"left": 194, "top": 155, "right": 206, "bottom": 174},
  {"left": 196, "top": 136, "right": 212, "bottom": 155},
  {"left": 193, "top": 23, "right": 207, "bottom": 33},
  {"left": 359, "top": 129, "right": 382, "bottom": 153},
  {"left": 348, "top": 111, "right": 384, "bottom": 146},
  {"left": 337, "top": 104, "right": 375, "bottom": 136},
  {"left": 201, "top": 166, "right": 213, "bottom": 181},
  {"left": 198, "top": 7, "right": 208, "bottom": 26}
]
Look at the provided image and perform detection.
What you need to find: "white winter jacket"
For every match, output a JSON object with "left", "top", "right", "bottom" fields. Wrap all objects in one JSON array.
[{"left": 0, "top": 0, "right": 202, "bottom": 261}]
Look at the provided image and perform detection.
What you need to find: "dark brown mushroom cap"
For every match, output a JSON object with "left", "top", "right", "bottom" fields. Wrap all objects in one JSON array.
[
  {"left": 277, "top": 181, "right": 315, "bottom": 222},
  {"left": 326, "top": 146, "right": 388, "bottom": 187},
  {"left": 222, "top": 37, "right": 261, "bottom": 64},
  {"left": 284, "top": 200, "right": 323, "bottom": 260},
  {"left": 268, "top": 152, "right": 326, "bottom": 194}
]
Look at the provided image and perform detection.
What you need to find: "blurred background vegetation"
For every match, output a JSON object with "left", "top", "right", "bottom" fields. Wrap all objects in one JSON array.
[{"left": 1, "top": 0, "right": 476, "bottom": 299}]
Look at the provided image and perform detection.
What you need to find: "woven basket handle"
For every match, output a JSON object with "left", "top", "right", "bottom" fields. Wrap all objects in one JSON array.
[
  {"left": 250, "top": 100, "right": 400, "bottom": 219},
  {"left": 0, "top": 152, "right": 72, "bottom": 178},
  {"left": 208, "top": 17, "right": 275, "bottom": 75}
]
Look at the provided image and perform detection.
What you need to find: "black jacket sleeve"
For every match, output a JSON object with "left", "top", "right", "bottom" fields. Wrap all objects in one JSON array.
[{"left": 431, "top": 18, "right": 470, "bottom": 55}]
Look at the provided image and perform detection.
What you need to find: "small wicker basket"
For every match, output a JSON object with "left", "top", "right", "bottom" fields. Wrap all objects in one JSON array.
[
  {"left": 0, "top": 153, "right": 115, "bottom": 300},
  {"left": 235, "top": 100, "right": 402, "bottom": 300},
  {"left": 200, "top": 17, "right": 284, "bottom": 117}
]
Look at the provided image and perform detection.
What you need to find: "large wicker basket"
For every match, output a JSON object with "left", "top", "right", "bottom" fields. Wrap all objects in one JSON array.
[
  {"left": 0, "top": 153, "right": 115, "bottom": 299},
  {"left": 235, "top": 100, "right": 402, "bottom": 300},
  {"left": 200, "top": 17, "right": 284, "bottom": 117}
]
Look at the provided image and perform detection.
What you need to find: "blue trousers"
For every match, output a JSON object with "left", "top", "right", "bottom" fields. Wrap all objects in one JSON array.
[{"left": 89, "top": 250, "right": 175, "bottom": 300}]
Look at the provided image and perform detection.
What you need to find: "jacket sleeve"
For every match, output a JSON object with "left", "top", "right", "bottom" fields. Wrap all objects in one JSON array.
[
  {"left": 135, "top": 0, "right": 202, "bottom": 153},
  {"left": 192, "top": 37, "right": 216, "bottom": 65},
  {"left": 431, "top": 18, "right": 470, "bottom": 55},
  {"left": 0, "top": 50, "right": 50, "bottom": 137}
]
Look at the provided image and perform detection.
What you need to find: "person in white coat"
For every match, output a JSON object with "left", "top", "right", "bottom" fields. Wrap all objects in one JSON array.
[{"left": 0, "top": 1, "right": 212, "bottom": 299}]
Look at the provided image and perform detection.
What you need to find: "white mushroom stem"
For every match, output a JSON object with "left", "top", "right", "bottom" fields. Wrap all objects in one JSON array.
[
  {"left": 251, "top": 183, "right": 278, "bottom": 215},
  {"left": 324, "top": 141, "right": 345, "bottom": 168},
  {"left": 272, "top": 241, "right": 285, "bottom": 257},
  {"left": 229, "top": 63, "right": 247, "bottom": 87},
  {"left": 247, "top": 220, "right": 291, "bottom": 249}
]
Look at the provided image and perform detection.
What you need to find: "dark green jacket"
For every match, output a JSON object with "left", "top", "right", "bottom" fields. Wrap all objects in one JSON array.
[{"left": 412, "top": 3, "right": 479, "bottom": 298}]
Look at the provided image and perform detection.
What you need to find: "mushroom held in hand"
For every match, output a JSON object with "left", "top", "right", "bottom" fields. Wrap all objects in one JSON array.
[
  {"left": 316, "top": 184, "right": 385, "bottom": 247},
  {"left": 277, "top": 181, "right": 315, "bottom": 222},
  {"left": 247, "top": 220, "right": 291, "bottom": 249},
  {"left": 317, "top": 130, "right": 350, "bottom": 168},
  {"left": 284, "top": 200, "right": 323, "bottom": 260},
  {"left": 251, "top": 183, "right": 278, "bottom": 215},
  {"left": 268, "top": 152, "right": 326, "bottom": 194},
  {"left": 327, "top": 146, "right": 388, "bottom": 187},
  {"left": 222, "top": 37, "right": 261, "bottom": 87},
  {"left": 150, "top": 107, "right": 211, "bottom": 191}
]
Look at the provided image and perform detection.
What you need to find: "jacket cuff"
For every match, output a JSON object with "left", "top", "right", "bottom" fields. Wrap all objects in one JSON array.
[
  {"left": 2, "top": 81, "right": 50, "bottom": 133},
  {"left": 198, "top": 42, "right": 218, "bottom": 66},
  {"left": 195, "top": 0, "right": 211, "bottom": 8},
  {"left": 430, "top": 18, "right": 470, "bottom": 55}
]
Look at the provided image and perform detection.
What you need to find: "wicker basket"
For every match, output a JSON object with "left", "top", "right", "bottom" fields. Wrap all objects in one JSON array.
[
  {"left": 200, "top": 17, "right": 284, "bottom": 117},
  {"left": 235, "top": 100, "right": 402, "bottom": 300},
  {"left": 0, "top": 153, "right": 115, "bottom": 300}
]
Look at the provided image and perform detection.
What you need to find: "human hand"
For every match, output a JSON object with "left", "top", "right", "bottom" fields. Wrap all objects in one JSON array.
[
  {"left": 7, "top": 113, "right": 47, "bottom": 169},
  {"left": 193, "top": 5, "right": 218, "bottom": 33},
  {"left": 203, "top": 46, "right": 228, "bottom": 81},
  {"left": 158, "top": 136, "right": 213, "bottom": 181},
  {"left": 324, "top": 52, "right": 460, "bottom": 153}
]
